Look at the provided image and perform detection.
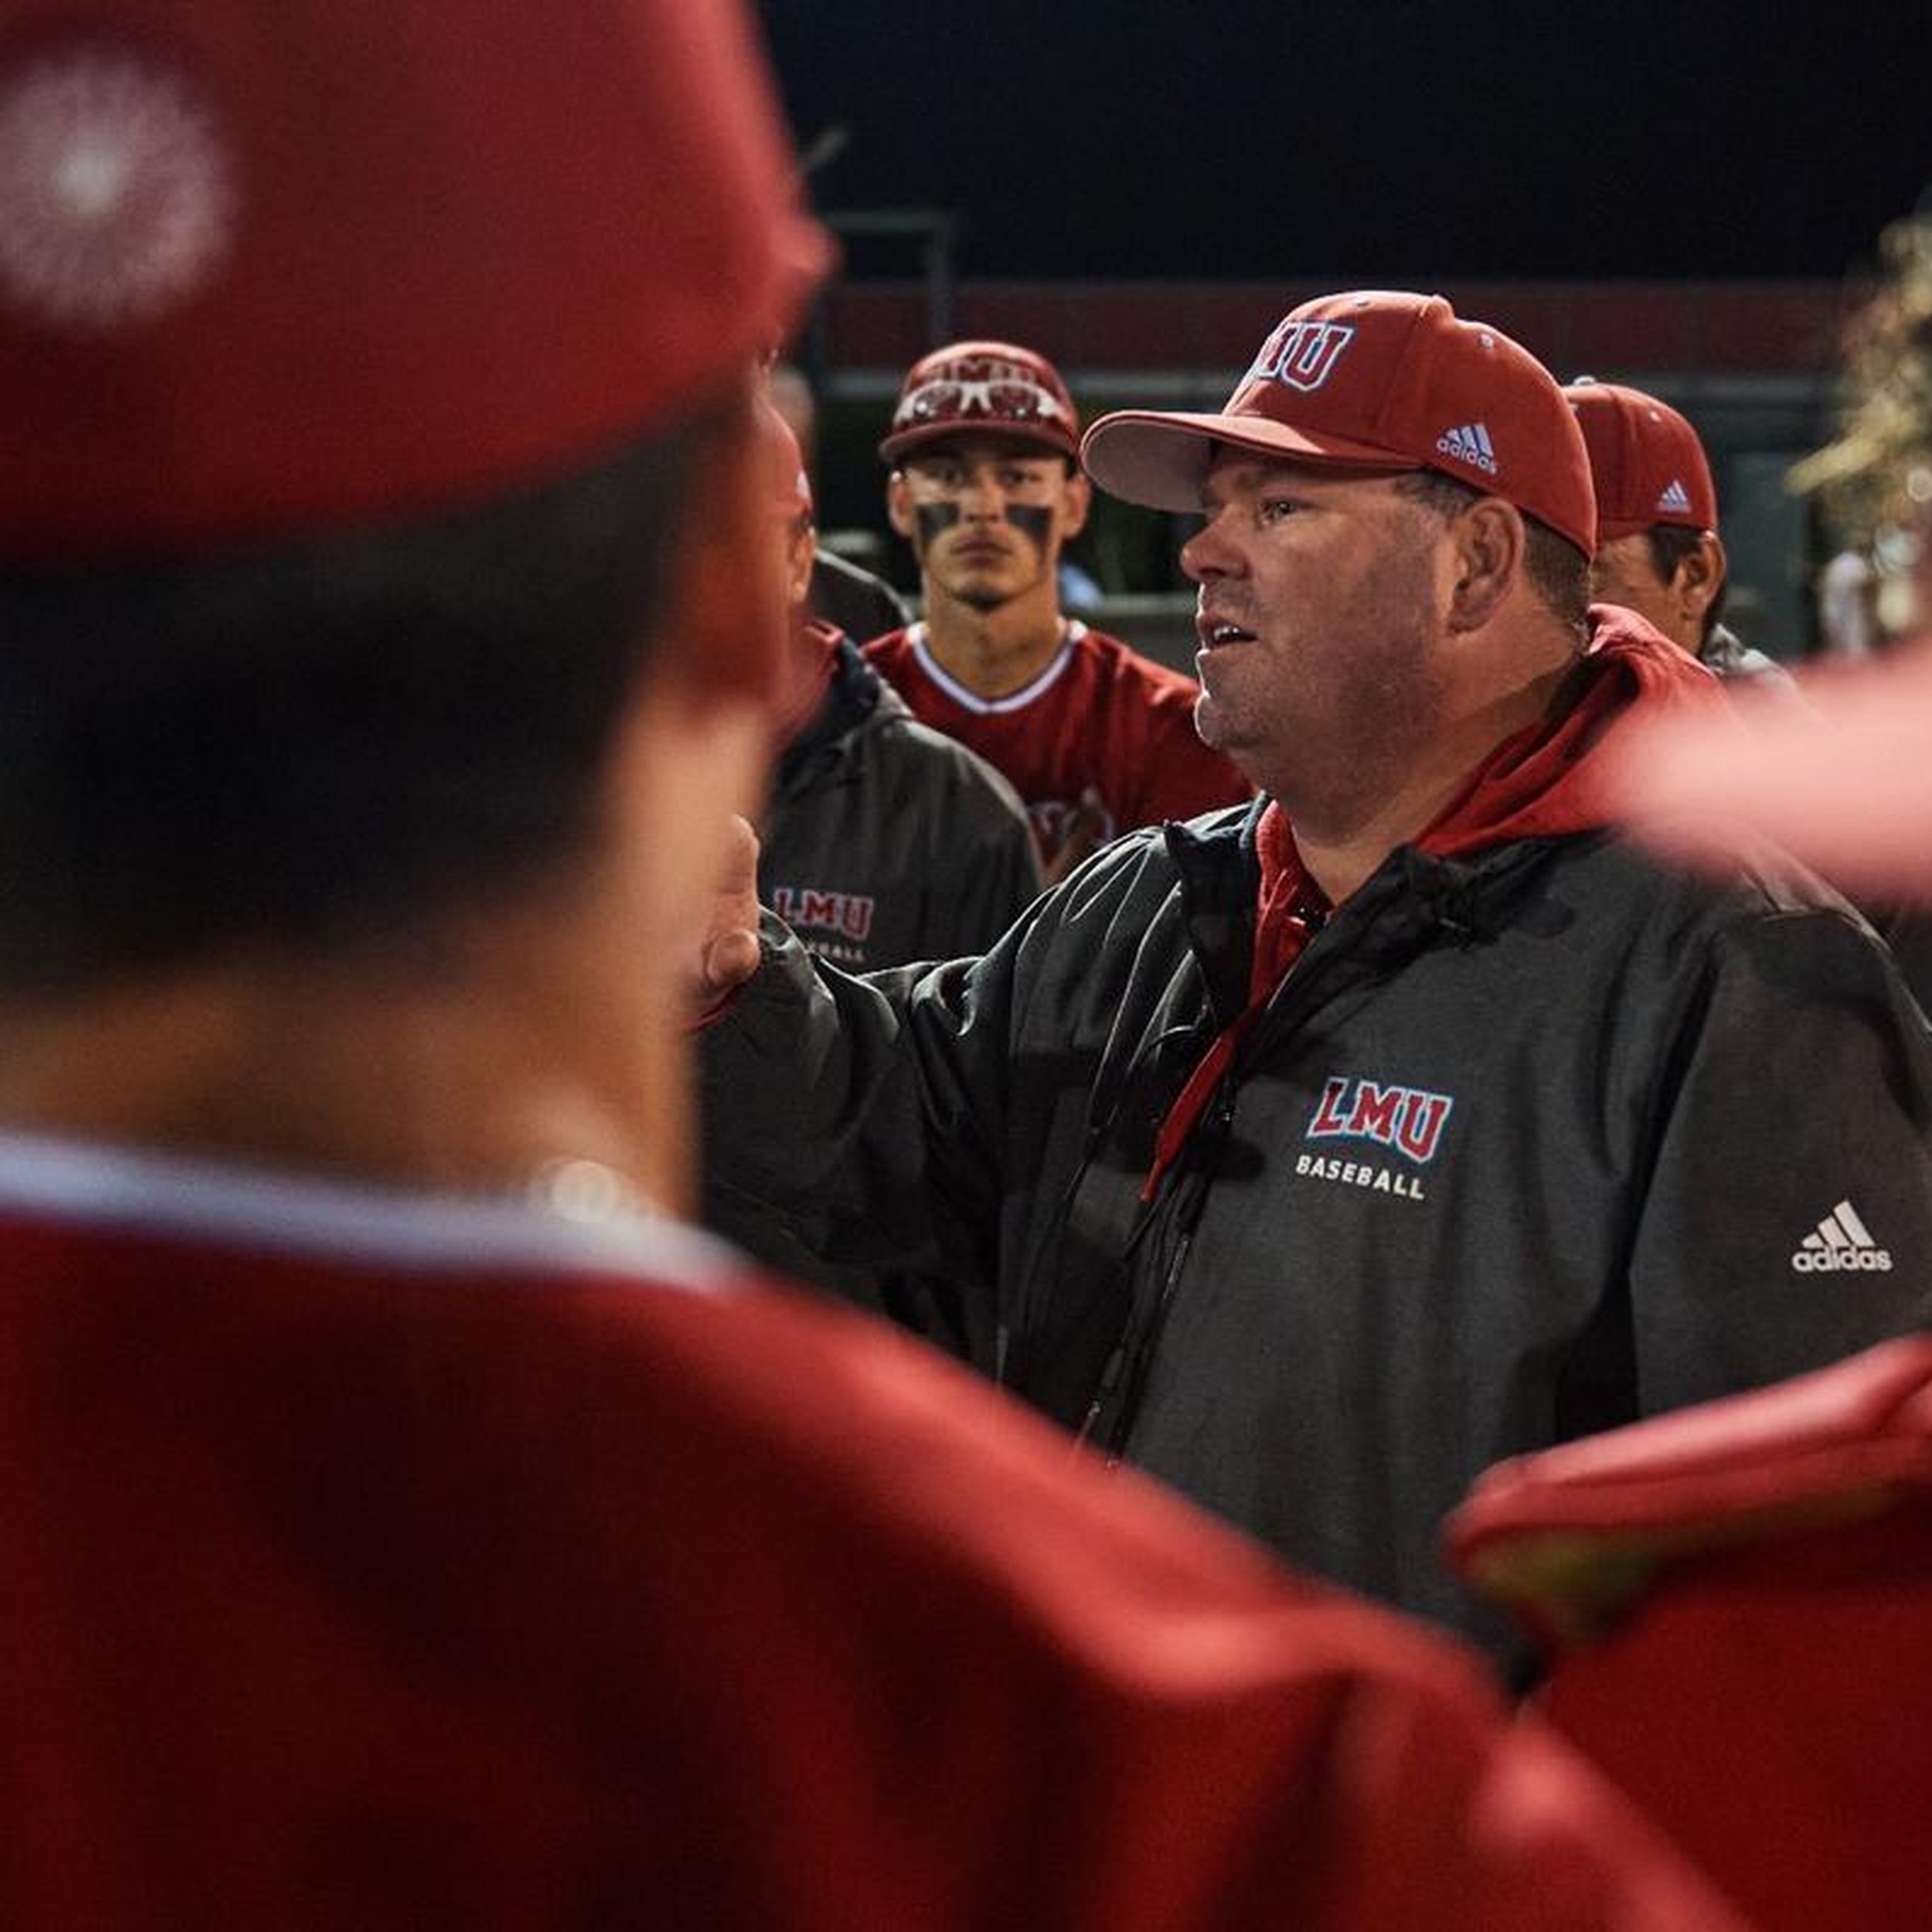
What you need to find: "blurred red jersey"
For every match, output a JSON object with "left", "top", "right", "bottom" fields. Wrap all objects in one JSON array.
[{"left": 0, "top": 1134, "right": 1739, "bottom": 1930}]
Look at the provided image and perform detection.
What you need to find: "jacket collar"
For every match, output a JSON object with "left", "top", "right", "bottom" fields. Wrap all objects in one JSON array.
[
  {"left": 774, "top": 634, "right": 899, "bottom": 793},
  {"left": 1180, "top": 611, "right": 1719, "bottom": 1010}
]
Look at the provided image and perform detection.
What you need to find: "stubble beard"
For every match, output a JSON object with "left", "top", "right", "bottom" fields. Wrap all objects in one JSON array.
[
  {"left": 948, "top": 571, "right": 1017, "bottom": 614},
  {"left": 929, "top": 545, "right": 1049, "bottom": 617},
  {"left": 1197, "top": 591, "right": 1443, "bottom": 812}
]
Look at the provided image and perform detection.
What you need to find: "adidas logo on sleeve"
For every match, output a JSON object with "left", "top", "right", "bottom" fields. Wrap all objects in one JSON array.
[
  {"left": 1434, "top": 422, "right": 1498, "bottom": 474},
  {"left": 1792, "top": 1199, "right": 1893, "bottom": 1273}
]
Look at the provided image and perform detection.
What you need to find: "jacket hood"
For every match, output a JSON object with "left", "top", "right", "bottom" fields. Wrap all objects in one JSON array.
[
  {"left": 1410, "top": 604, "right": 1723, "bottom": 852},
  {"left": 1245, "top": 606, "right": 1722, "bottom": 997}
]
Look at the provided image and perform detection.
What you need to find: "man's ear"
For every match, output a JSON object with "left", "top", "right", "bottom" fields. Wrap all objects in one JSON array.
[
  {"left": 1444, "top": 497, "right": 1525, "bottom": 634},
  {"left": 1059, "top": 466, "right": 1093, "bottom": 540},
  {"left": 886, "top": 469, "right": 915, "bottom": 540},
  {"left": 658, "top": 393, "right": 786, "bottom": 709},
  {"left": 1675, "top": 531, "right": 1728, "bottom": 624},
  {"left": 786, "top": 519, "right": 816, "bottom": 614}
]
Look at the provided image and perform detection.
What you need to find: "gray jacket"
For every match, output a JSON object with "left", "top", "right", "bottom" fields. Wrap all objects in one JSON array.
[
  {"left": 706, "top": 799, "right": 1932, "bottom": 1660},
  {"left": 760, "top": 637, "right": 1041, "bottom": 973}
]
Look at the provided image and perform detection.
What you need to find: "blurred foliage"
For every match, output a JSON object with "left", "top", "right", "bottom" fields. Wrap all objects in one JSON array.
[{"left": 1791, "top": 209, "right": 1932, "bottom": 540}]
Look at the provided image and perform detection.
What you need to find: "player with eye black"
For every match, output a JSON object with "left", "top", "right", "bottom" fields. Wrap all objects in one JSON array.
[{"left": 865, "top": 339, "right": 1250, "bottom": 882}]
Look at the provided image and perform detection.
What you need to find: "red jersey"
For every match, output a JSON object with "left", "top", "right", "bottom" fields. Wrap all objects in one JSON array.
[
  {"left": 0, "top": 1132, "right": 1737, "bottom": 1930},
  {"left": 865, "top": 621, "right": 1250, "bottom": 859}
]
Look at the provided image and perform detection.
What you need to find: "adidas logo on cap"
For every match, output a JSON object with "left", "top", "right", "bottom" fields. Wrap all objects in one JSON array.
[
  {"left": 1657, "top": 478, "right": 1693, "bottom": 514},
  {"left": 1791, "top": 1199, "right": 1893, "bottom": 1273},
  {"left": 1435, "top": 421, "right": 1498, "bottom": 475}
]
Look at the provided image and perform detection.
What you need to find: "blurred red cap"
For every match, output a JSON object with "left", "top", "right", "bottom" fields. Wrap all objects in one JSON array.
[
  {"left": 1605, "top": 638, "right": 1932, "bottom": 896},
  {"left": 0, "top": 0, "right": 828, "bottom": 561}
]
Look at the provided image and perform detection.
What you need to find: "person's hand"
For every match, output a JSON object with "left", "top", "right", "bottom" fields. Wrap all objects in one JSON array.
[
  {"left": 689, "top": 814, "right": 763, "bottom": 1016},
  {"left": 1041, "top": 786, "right": 1110, "bottom": 887}
]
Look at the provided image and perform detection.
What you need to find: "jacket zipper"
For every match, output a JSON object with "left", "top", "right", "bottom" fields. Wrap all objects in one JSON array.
[{"left": 1090, "top": 1079, "right": 1235, "bottom": 1459}]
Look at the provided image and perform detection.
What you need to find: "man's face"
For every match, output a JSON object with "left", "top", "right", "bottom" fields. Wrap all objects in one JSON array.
[
  {"left": 1181, "top": 454, "right": 1451, "bottom": 797},
  {"left": 888, "top": 435, "right": 1088, "bottom": 612},
  {"left": 1590, "top": 532, "right": 1683, "bottom": 646}
]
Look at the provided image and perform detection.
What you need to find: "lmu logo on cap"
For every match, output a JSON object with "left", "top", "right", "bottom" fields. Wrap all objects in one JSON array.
[{"left": 1245, "top": 318, "right": 1355, "bottom": 394}]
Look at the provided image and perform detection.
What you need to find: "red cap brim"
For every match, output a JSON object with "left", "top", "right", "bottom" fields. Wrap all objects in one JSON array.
[{"left": 1080, "top": 409, "right": 1423, "bottom": 512}]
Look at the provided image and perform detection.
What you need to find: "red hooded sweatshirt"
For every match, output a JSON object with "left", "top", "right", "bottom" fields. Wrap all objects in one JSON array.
[{"left": 1145, "top": 614, "right": 1723, "bottom": 1199}]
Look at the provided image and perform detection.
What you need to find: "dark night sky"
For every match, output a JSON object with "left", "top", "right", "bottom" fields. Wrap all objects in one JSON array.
[{"left": 758, "top": 2, "right": 1932, "bottom": 284}]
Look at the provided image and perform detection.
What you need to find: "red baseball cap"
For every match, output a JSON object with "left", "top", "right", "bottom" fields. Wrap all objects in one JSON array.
[
  {"left": 1081, "top": 291, "right": 1597, "bottom": 556},
  {"left": 879, "top": 339, "right": 1080, "bottom": 464},
  {"left": 1565, "top": 379, "right": 1719, "bottom": 539},
  {"left": 0, "top": 0, "right": 828, "bottom": 562}
]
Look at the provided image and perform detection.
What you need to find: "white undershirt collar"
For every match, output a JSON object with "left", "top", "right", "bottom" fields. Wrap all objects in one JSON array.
[
  {"left": 0, "top": 1129, "right": 739, "bottom": 1291},
  {"left": 908, "top": 619, "right": 1085, "bottom": 716}
]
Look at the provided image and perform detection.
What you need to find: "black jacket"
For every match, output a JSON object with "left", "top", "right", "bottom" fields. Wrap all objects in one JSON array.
[
  {"left": 719, "top": 637, "right": 1041, "bottom": 1324},
  {"left": 706, "top": 794, "right": 1932, "bottom": 1658},
  {"left": 760, "top": 638, "right": 1041, "bottom": 973}
]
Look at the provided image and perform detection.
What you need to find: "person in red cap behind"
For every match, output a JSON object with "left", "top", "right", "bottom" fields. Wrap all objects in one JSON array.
[
  {"left": 1565, "top": 377, "right": 1791, "bottom": 684},
  {"left": 865, "top": 338, "right": 1250, "bottom": 881},
  {"left": 1595, "top": 199, "right": 1932, "bottom": 1011},
  {"left": 1604, "top": 198, "right": 1932, "bottom": 896},
  {"left": 698, "top": 288, "right": 1932, "bottom": 1672},
  {"left": 0, "top": 9, "right": 1757, "bottom": 1930}
]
